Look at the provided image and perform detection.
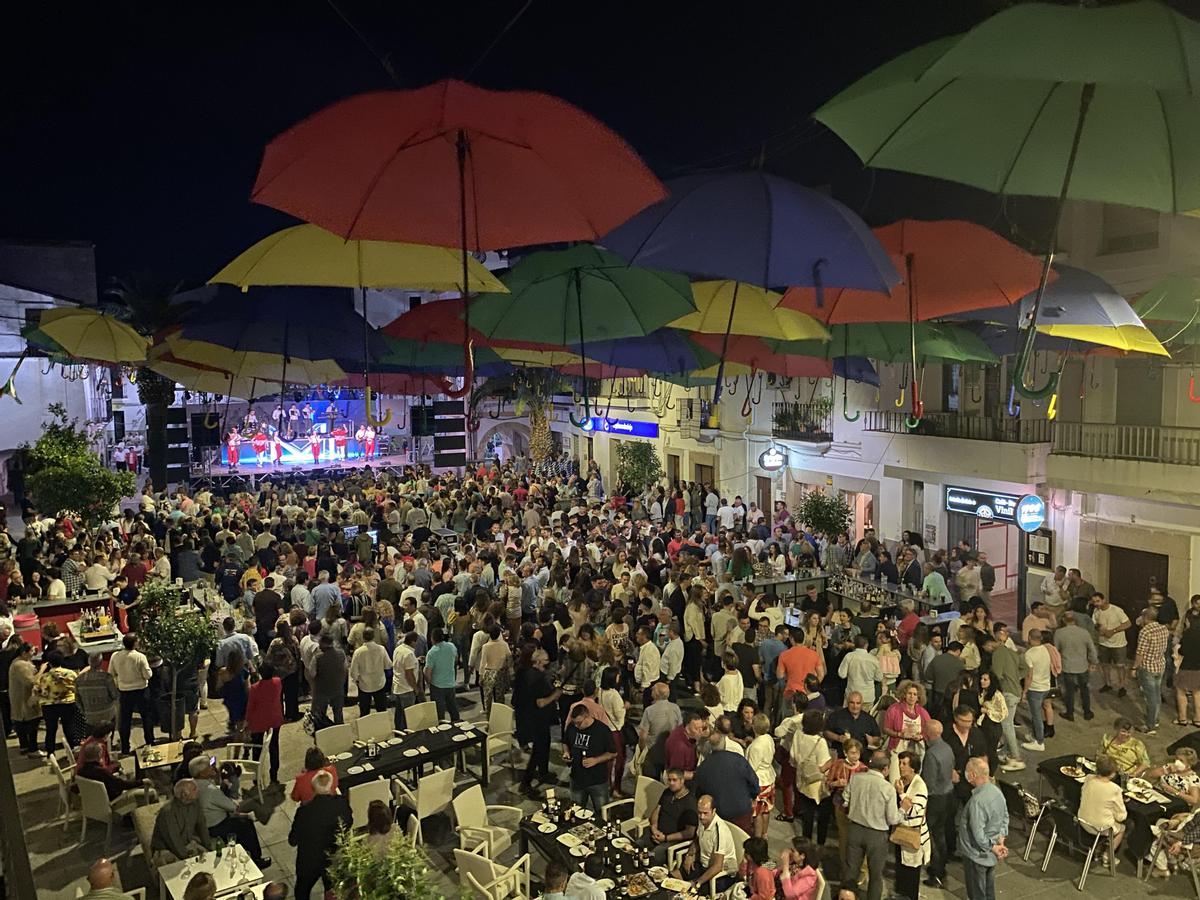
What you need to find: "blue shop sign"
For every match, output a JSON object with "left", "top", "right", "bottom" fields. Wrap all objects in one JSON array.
[
  {"left": 579, "top": 417, "right": 659, "bottom": 438},
  {"left": 1015, "top": 494, "right": 1046, "bottom": 533}
]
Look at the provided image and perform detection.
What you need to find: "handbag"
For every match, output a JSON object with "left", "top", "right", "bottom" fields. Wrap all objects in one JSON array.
[
  {"left": 889, "top": 824, "right": 922, "bottom": 852},
  {"left": 797, "top": 737, "right": 825, "bottom": 786}
]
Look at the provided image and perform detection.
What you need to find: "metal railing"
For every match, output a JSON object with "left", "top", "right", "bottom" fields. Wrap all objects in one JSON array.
[
  {"left": 862, "top": 410, "right": 1054, "bottom": 443},
  {"left": 772, "top": 402, "right": 834, "bottom": 443},
  {"left": 1053, "top": 422, "right": 1200, "bottom": 466}
]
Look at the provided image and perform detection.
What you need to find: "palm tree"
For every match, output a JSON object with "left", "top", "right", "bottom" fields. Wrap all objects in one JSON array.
[{"left": 105, "top": 272, "right": 182, "bottom": 491}]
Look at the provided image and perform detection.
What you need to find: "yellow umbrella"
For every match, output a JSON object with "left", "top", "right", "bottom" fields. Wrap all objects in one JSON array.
[
  {"left": 492, "top": 345, "right": 585, "bottom": 368},
  {"left": 209, "top": 224, "right": 508, "bottom": 292},
  {"left": 38, "top": 308, "right": 148, "bottom": 363},
  {"left": 153, "top": 335, "right": 345, "bottom": 384},
  {"left": 146, "top": 354, "right": 266, "bottom": 398},
  {"left": 1035, "top": 323, "right": 1168, "bottom": 356},
  {"left": 668, "top": 280, "right": 830, "bottom": 341}
]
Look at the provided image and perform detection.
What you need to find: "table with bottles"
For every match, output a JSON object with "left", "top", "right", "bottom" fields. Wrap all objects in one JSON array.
[
  {"left": 748, "top": 568, "right": 830, "bottom": 604},
  {"left": 824, "top": 571, "right": 944, "bottom": 615},
  {"left": 157, "top": 841, "right": 264, "bottom": 900},
  {"left": 519, "top": 798, "right": 696, "bottom": 899},
  {"left": 66, "top": 606, "right": 124, "bottom": 654}
]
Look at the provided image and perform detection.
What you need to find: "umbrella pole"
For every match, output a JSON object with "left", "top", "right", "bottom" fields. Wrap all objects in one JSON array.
[
  {"left": 905, "top": 254, "right": 922, "bottom": 428},
  {"left": 707, "top": 281, "right": 740, "bottom": 427},
  {"left": 569, "top": 270, "right": 593, "bottom": 428},
  {"left": 1014, "top": 82, "right": 1095, "bottom": 399},
  {"left": 438, "top": 130, "right": 474, "bottom": 403}
]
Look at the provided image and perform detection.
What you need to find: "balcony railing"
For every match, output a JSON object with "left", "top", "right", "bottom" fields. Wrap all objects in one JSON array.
[
  {"left": 1053, "top": 422, "right": 1200, "bottom": 466},
  {"left": 862, "top": 410, "right": 1054, "bottom": 443},
  {"left": 772, "top": 402, "right": 834, "bottom": 443}
]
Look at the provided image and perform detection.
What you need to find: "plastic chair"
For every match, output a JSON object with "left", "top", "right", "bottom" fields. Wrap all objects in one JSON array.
[
  {"left": 405, "top": 700, "right": 438, "bottom": 732},
  {"left": 453, "top": 846, "right": 531, "bottom": 900},
  {"left": 220, "top": 742, "right": 264, "bottom": 804},
  {"left": 601, "top": 775, "right": 666, "bottom": 836},
  {"left": 393, "top": 765, "right": 456, "bottom": 846},
  {"left": 451, "top": 783, "right": 523, "bottom": 857},
  {"left": 356, "top": 710, "right": 394, "bottom": 742},
  {"left": 348, "top": 777, "right": 394, "bottom": 830},
  {"left": 1022, "top": 796, "right": 1055, "bottom": 862},
  {"left": 1040, "top": 803, "right": 1115, "bottom": 890},
  {"left": 47, "top": 751, "right": 77, "bottom": 832},
  {"left": 815, "top": 868, "right": 828, "bottom": 900},
  {"left": 477, "top": 702, "right": 518, "bottom": 777},
  {"left": 1141, "top": 831, "right": 1200, "bottom": 898},
  {"left": 315, "top": 723, "right": 356, "bottom": 756},
  {"left": 76, "top": 776, "right": 152, "bottom": 850}
]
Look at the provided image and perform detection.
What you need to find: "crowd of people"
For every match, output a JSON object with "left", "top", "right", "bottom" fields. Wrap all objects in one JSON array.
[{"left": 0, "top": 457, "right": 1196, "bottom": 900}]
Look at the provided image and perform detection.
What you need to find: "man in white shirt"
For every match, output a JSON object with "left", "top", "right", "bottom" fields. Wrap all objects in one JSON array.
[
  {"left": 392, "top": 633, "right": 421, "bottom": 729},
  {"left": 676, "top": 795, "right": 737, "bottom": 893},
  {"left": 1040, "top": 566, "right": 1069, "bottom": 612},
  {"left": 290, "top": 577, "right": 312, "bottom": 617},
  {"left": 710, "top": 596, "right": 738, "bottom": 661},
  {"left": 838, "top": 636, "right": 883, "bottom": 706},
  {"left": 716, "top": 500, "right": 736, "bottom": 531},
  {"left": 634, "top": 627, "right": 662, "bottom": 702},
  {"left": 566, "top": 855, "right": 608, "bottom": 900},
  {"left": 1022, "top": 628, "right": 1053, "bottom": 751},
  {"left": 402, "top": 596, "right": 428, "bottom": 640},
  {"left": 348, "top": 627, "right": 391, "bottom": 715},
  {"left": 704, "top": 490, "right": 719, "bottom": 533},
  {"left": 109, "top": 633, "right": 154, "bottom": 754},
  {"left": 1092, "top": 591, "right": 1131, "bottom": 697},
  {"left": 661, "top": 623, "right": 685, "bottom": 684}
]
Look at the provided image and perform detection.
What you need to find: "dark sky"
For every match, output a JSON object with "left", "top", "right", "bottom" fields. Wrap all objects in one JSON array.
[{"left": 1, "top": 0, "right": 1089, "bottom": 288}]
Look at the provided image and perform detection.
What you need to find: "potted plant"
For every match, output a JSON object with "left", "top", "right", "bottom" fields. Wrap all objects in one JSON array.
[
  {"left": 614, "top": 441, "right": 664, "bottom": 494},
  {"left": 135, "top": 582, "right": 217, "bottom": 740},
  {"left": 328, "top": 828, "right": 449, "bottom": 900},
  {"left": 795, "top": 488, "right": 852, "bottom": 538}
]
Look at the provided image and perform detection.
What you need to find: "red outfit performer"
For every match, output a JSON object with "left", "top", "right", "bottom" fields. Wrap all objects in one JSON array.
[
  {"left": 226, "top": 428, "right": 241, "bottom": 469},
  {"left": 332, "top": 424, "right": 348, "bottom": 459},
  {"left": 272, "top": 432, "right": 283, "bottom": 465},
  {"left": 363, "top": 425, "right": 376, "bottom": 460},
  {"left": 252, "top": 430, "right": 269, "bottom": 467},
  {"left": 308, "top": 431, "right": 321, "bottom": 464}
]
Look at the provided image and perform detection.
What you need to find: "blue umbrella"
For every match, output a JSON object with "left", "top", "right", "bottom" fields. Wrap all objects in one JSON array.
[
  {"left": 600, "top": 171, "right": 899, "bottom": 412},
  {"left": 835, "top": 356, "right": 878, "bottom": 387},
  {"left": 578, "top": 329, "right": 717, "bottom": 374}
]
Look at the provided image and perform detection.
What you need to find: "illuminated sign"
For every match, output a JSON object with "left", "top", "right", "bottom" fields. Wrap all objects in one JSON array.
[
  {"left": 578, "top": 417, "right": 659, "bottom": 439},
  {"left": 944, "top": 485, "right": 1020, "bottom": 522},
  {"left": 1015, "top": 494, "right": 1046, "bottom": 533},
  {"left": 758, "top": 447, "right": 788, "bottom": 471}
]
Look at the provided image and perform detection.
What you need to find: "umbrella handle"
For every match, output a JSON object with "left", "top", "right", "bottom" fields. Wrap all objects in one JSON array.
[
  {"left": 0, "top": 352, "right": 26, "bottom": 404},
  {"left": 842, "top": 376, "right": 859, "bottom": 423},
  {"left": 1189, "top": 376, "right": 1200, "bottom": 404},
  {"left": 1007, "top": 384, "right": 1021, "bottom": 418},
  {"left": 365, "top": 388, "right": 393, "bottom": 426},
  {"left": 203, "top": 411, "right": 220, "bottom": 430},
  {"left": 894, "top": 382, "right": 906, "bottom": 408},
  {"left": 1047, "top": 392, "right": 1059, "bottom": 421},
  {"left": 909, "top": 379, "right": 922, "bottom": 421}
]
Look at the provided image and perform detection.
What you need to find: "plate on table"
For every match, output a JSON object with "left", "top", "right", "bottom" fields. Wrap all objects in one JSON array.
[
  {"left": 612, "top": 836, "right": 633, "bottom": 851},
  {"left": 1076, "top": 757, "right": 1096, "bottom": 772},
  {"left": 1059, "top": 765, "right": 1085, "bottom": 779},
  {"left": 333, "top": 752, "right": 353, "bottom": 762},
  {"left": 594, "top": 880, "right": 615, "bottom": 892},
  {"left": 556, "top": 833, "right": 582, "bottom": 848},
  {"left": 403, "top": 749, "right": 421, "bottom": 758},
  {"left": 387, "top": 737, "right": 403, "bottom": 746},
  {"left": 452, "top": 733, "right": 471, "bottom": 742},
  {"left": 1129, "top": 777, "right": 1153, "bottom": 792},
  {"left": 570, "top": 845, "right": 589, "bottom": 857},
  {"left": 538, "top": 822, "right": 557, "bottom": 834},
  {"left": 626, "top": 873, "right": 656, "bottom": 896},
  {"left": 574, "top": 808, "right": 594, "bottom": 820},
  {"left": 347, "top": 765, "right": 364, "bottom": 775},
  {"left": 648, "top": 867, "right": 669, "bottom": 882},
  {"left": 661, "top": 877, "right": 692, "bottom": 893}
]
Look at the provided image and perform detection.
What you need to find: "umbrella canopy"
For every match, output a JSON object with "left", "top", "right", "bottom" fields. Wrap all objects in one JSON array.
[
  {"left": 813, "top": 1, "right": 1200, "bottom": 214},
  {"left": 380, "top": 297, "right": 559, "bottom": 356},
  {"left": 371, "top": 335, "right": 509, "bottom": 375},
  {"left": 669, "top": 281, "right": 829, "bottom": 341},
  {"left": 209, "top": 224, "right": 508, "bottom": 292},
  {"left": 468, "top": 245, "right": 696, "bottom": 345},
  {"left": 334, "top": 372, "right": 446, "bottom": 395},
  {"left": 152, "top": 337, "right": 345, "bottom": 385},
  {"left": 601, "top": 171, "right": 899, "bottom": 292},
  {"left": 1135, "top": 275, "right": 1200, "bottom": 325},
  {"left": 778, "top": 220, "right": 1048, "bottom": 323},
  {"left": 688, "top": 333, "right": 833, "bottom": 378},
  {"left": 837, "top": 357, "right": 880, "bottom": 386},
  {"left": 146, "top": 353, "right": 268, "bottom": 399},
  {"left": 770, "top": 323, "right": 998, "bottom": 365},
  {"left": 34, "top": 308, "right": 149, "bottom": 364},
  {"left": 951, "top": 264, "right": 1168, "bottom": 356},
  {"left": 251, "top": 79, "right": 665, "bottom": 248},
  {"left": 575, "top": 329, "right": 717, "bottom": 375}
]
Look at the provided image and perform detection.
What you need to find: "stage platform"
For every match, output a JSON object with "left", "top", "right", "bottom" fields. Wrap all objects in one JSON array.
[{"left": 190, "top": 451, "right": 417, "bottom": 491}]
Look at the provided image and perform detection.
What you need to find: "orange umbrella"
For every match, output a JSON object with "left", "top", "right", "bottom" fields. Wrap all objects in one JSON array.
[
  {"left": 778, "top": 219, "right": 1050, "bottom": 323},
  {"left": 689, "top": 333, "right": 832, "bottom": 378}
]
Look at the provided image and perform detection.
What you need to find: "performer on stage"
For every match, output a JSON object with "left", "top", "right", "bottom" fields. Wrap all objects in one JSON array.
[
  {"left": 302, "top": 403, "right": 315, "bottom": 435},
  {"left": 272, "top": 430, "right": 284, "bottom": 466},
  {"left": 308, "top": 430, "right": 321, "bottom": 464},
  {"left": 355, "top": 424, "right": 366, "bottom": 457},
  {"left": 288, "top": 404, "right": 300, "bottom": 438},
  {"left": 271, "top": 404, "right": 284, "bottom": 431},
  {"left": 226, "top": 427, "right": 241, "bottom": 469},
  {"left": 332, "top": 423, "right": 348, "bottom": 460},
  {"left": 251, "top": 430, "right": 269, "bottom": 467},
  {"left": 363, "top": 424, "right": 376, "bottom": 460},
  {"left": 323, "top": 405, "right": 338, "bottom": 430},
  {"left": 245, "top": 408, "right": 259, "bottom": 430}
]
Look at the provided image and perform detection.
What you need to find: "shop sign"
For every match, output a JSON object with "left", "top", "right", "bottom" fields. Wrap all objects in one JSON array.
[
  {"left": 1015, "top": 494, "right": 1047, "bottom": 533},
  {"left": 758, "top": 447, "right": 788, "bottom": 471},
  {"left": 944, "top": 485, "right": 1020, "bottom": 522},
  {"left": 578, "top": 417, "right": 659, "bottom": 438},
  {"left": 1025, "top": 526, "right": 1054, "bottom": 567}
]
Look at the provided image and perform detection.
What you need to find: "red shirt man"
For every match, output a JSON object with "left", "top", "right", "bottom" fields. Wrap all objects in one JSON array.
[
  {"left": 252, "top": 431, "right": 268, "bottom": 453},
  {"left": 777, "top": 642, "right": 824, "bottom": 697}
]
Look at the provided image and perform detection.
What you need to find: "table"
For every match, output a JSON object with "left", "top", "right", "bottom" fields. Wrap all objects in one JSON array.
[
  {"left": 135, "top": 740, "right": 185, "bottom": 778},
  {"left": 67, "top": 617, "right": 125, "bottom": 655},
  {"left": 749, "top": 571, "right": 829, "bottom": 604},
  {"left": 1037, "top": 754, "right": 1189, "bottom": 858},
  {"left": 331, "top": 721, "right": 488, "bottom": 790},
  {"left": 157, "top": 845, "right": 263, "bottom": 900}
]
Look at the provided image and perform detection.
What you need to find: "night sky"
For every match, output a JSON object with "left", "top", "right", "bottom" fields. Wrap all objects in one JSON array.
[{"left": 3, "top": 0, "right": 1175, "bottom": 289}]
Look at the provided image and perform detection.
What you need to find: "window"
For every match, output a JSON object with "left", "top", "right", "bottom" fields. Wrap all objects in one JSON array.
[
  {"left": 942, "top": 364, "right": 961, "bottom": 412},
  {"left": 1100, "top": 205, "right": 1159, "bottom": 255}
]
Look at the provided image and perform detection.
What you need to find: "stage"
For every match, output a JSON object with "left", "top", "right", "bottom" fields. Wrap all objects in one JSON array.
[
  {"left": 220, "top": 434, "right": 397, "bottom": 467},
  {"left": 191, "top": 450, "right": 415, "bottom": 491}
]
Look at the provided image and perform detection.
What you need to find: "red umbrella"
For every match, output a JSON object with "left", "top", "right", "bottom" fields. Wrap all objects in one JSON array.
[
  {"left": 334, "top": 373, "right": 444, "bottom": 395},
  {"left": 253, "top": 80, "right": 664, "bottom": 398},
  {"left": 689, "top": 333, "right": 833, "bottom": 378},
  {"left": 777, "top": 219, "right": 1050, "bottom": 323},
  {"left": 381, "top": 298, "right": 556, "bottom": 353}
]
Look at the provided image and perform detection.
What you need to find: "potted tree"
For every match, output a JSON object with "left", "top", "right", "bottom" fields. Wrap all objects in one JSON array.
[
  {"left": 614, "top": 441, "right": 664, "bottom": 495},
  {"left": 328, "top": 828, "right": 448, "bottom": 900},
  {"left": 135, "top": 582, "right": 217, "bottom": 740}
]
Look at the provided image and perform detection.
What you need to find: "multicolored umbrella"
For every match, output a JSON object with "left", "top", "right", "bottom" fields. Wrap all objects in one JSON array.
[
  {"left": 575, "top": 329, "right": 717, "bottom": 375},
  {"left": 812, "top": 0, "right": 1200, "bottom": 396},
  {"left": 688, "top": 333, "right": 832, "bottom": 378},
  {"left": 146, "top": 352, "right": 267, "bottom": 399},
  {"left": 670, "top": 281, "right": 829, "bottom": 341},
  {"left": 33, "top": 308, "right": 148, "bottom": 364},
  {"left": 770, "top": 323, "right": 998, "bottom": 365}
]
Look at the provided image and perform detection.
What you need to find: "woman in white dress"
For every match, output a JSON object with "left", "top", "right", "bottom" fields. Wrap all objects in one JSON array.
[
  {"left": 894, "top": 749, "right": 930, "bottom": 900},
  {"left": 745, "top": 713, "right": 777, "bottom": 838}
]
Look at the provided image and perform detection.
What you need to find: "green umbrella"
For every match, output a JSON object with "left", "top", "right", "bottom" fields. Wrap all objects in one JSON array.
[
  {"left": 813, "top": 0, "right": 1200, "bottom": 397},
  {"left": 768, "top": 323, "right": 998, "bottom": 365},
  {"left": 468, "top": 245, "right": 696, "bottom": 423}
]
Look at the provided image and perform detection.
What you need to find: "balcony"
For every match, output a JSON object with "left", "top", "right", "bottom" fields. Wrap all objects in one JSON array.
[
  {"left": 772, "top": 401, "right": 834, "bottom": 443},
  {"left": 1053, "top": 422, "right": 1200, "bottom": 466},
  {"left": 862, "top": 410, "right": 1054, "bottom": 443}
]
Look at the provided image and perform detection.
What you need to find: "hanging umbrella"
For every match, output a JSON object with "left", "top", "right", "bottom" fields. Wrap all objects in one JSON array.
[
  {"left": 949, "top": 263, "right": 1168, "bottom": 356},
  {"left": 572, "top": 329, "right": 717, "bottom": 375},
  {"left": 372, "top": 334, "right": 509, "bottom": 375},
  {"left": 770, "top": 323, "right": 998, "bottom": 364},
  {"left": 251, "top": 79, "right": 666, "bottom": 398},
  {"left": 381, "top": 297, "right": 561, "bottom": 356},
  {"left": 670, "top": 281, "right": 829, "bottom": 341},
  {"left": 601, "top": 170, "right": 898, "bottom": 409},
  {"left": 778, "top": 220, "right": 1049, "bottom": 322},
  {"left": 688, "top": 333, "right": 833, "bottom": 378},
  {"left": 152, "top": 336, "right": 345, "bottom": 385},
  {"left": 146, "top": 353, "right": 267, "bottom": 399},
  {"left": 837, "top": 357, "right": 879, "bottom": 387},
  {"left": 1134, "top": 275, "right": 1200, "bottom": 350},
  {"left": 812, "top": 0, "right": 1200, "bottom": 397},
  {"left": 34, "top": 308, "right": 149, "bottom": 363},
  {"left": 334, "top": 372, "right": 446, "bottom": 395},
  {"left": 468, "top": 246, "right": 695, "bottom": 424}
]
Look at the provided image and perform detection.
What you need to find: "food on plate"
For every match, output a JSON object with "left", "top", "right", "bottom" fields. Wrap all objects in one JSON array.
[
  {"left": 626, "top": 873, "right": 656, "bottom": 896},
  {"left": 1059, "top": 765, "right": 1084, "bottom": 778}
]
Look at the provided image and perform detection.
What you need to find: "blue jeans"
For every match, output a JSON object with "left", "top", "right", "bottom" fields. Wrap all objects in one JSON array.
[
  {"left": 430, "top": 684, "right": 461, "bottom": 722},
  {"left": 963, "top": 859, "right": 996, "bottom": 900},
  {"left": 1027, "top": 689, "right": 1048, "bottom": 743},
  {"left": 393, "top": 692, "right": 416, "bottom": 730},
  {"left": 705, "top": 514, "right": 717, "bottom": 534},
  {"left": 1000, "top": 692, "right": 1021, "bottom": 759},
  {"left": 571, "top": 782, "right": 611, "bottom": 815},
  {"left": 1139, "top": 670, "right": 1164, "bottom": 729}
]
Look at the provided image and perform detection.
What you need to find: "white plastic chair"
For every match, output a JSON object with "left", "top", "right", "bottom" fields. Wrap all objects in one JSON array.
[
  {"left": 405, "top": 700, "right": 438, "bottom": 732},
  {"left": 477, "top": 702, "right": 518, "bottom": 777},
  {"left": 349, "top": 777, "right": 394, "bottom": 830},
  {"left": 48, "top": 751, "right": 77, "bottom": 832},
  {"left": 601, "top": 775, "right": 666, "bottom": 836},
  {"left": 451, "top": 783, "right": 522, "bottom": 857},
  {"left": 220, "top": 742, "right": 264, "bottom": 804},
  {"left": 76, "top": 775, "right": 152, "bottom": 849},
  {"left": 815, "top": 867, "right": 828, "bottom": 900},
  {"left": 356, "top": 710, "right": 394, "bottom": 742},
  {"left": 393, "top": 765, "right": 456, "bottom": 846},
  {"left": 453, "top": 845, "right": 531, "bottom": 900},
  {"left": 315, "top": 723, "right": 356, "bottom": 756}
]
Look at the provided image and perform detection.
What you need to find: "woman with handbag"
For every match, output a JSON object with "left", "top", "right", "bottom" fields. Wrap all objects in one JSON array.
[
  {"left": 789, "top": 709, "right": 833, "bottom": 844},
  {"left": 891, "top": 749, "right": 930, "bottom": 900},
  {"left": 827, "top": 738, "right": 868, "bottom": 865}
]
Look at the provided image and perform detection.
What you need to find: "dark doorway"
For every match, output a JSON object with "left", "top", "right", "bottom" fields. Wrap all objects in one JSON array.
[
  {"left": 695, "top": 463, "right": 714, "bottom": 486},
  {"left": 667, "top": 453, "right": 680, "bottom": 487},
  {"left": 1107, "top": 545, "right": 1169, "bottom": 620},
  {"left": 756, "top": 476, "right": 772, "bottom": 524},
  {"left": 946, "top": 512, "right": 978, "bottom": 554}
]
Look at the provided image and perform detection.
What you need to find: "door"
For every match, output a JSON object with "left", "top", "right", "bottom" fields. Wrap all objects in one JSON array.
[
  {"left": 695, "top": 463, "right": 714, "bottom": 486},
  {"left": 668, "top": 453, "right": 681, "bottom": 487},
  {"left": 946, "top": 512, "right": 978, "bottom": 553},
  {"left": 756, "top": 476, "right": 772, "bottom": 522},
  {"left": 1107, "top": 546, "right": 1169, "bottom": 620}
]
